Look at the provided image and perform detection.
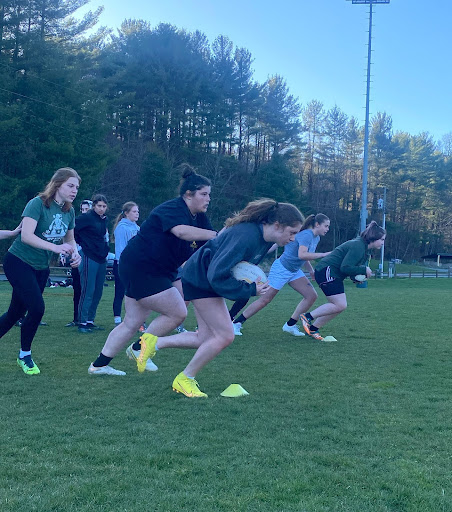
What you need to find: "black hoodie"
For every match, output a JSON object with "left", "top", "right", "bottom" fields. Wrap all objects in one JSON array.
[{"left": 74, "top": 209, "right": 109, "bottom": 263}]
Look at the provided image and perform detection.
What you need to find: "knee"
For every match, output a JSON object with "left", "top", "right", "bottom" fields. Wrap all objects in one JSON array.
[
  {"left": 306, "top": 290, "right": 318, "bottom": 306},
  {"left": 337, "top": 302, "right": 347, "bottom": 313},
  {"left": 212, "top": 328, "right": 235, "bottom": 350},
  {"left": 174, "top": 306, "right": 187, "bottom": 327},
  {"left": 30, "top": 298, "right": 45, "bottom": 319}
]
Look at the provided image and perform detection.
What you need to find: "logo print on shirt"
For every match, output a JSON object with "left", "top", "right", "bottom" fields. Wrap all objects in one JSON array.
[{"left": 43, "top": 214, "right": 68, "bottom": 242}]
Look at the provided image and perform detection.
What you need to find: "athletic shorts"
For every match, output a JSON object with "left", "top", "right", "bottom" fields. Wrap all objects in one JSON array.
[
  {"left": 268, "top": 258, "right": 306, "bottom": 290},
  {"left": 119, "top": 259, "right": 176, "bottom": 301},
  {"left": 314, "top": 266, "right": 344, "bottom": 296},
  {"left": 181, "top": 278, "right": 221, "bottom": 301}
]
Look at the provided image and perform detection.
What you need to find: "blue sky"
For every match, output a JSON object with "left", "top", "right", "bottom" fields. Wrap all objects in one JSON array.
[{"left": 78, "top": 0, "right": 451, "bottom": 142}]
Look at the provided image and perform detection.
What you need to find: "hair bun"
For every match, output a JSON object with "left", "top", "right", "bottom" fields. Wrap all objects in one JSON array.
[{"left": 179, "top": 163, "right": 196, "bottom": 179}]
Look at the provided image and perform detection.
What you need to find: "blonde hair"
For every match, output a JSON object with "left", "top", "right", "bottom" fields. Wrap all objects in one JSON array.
[
  {"left": 113, "top": 201, "right": 138, "bottom": 232},
  {"left": 225, "top": 198, "right": 304, "bottom": 228},
  {"left": 39, "top": 167, "right": 81, "bottom": 213}
]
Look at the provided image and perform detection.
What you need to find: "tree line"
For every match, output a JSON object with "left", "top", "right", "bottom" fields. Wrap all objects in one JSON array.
[{"left": 1, "top": 1, "right": 451, "bottom": 262}]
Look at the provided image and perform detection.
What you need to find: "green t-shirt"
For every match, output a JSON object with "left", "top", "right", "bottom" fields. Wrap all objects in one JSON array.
[{"left": 9, "top": 196, "right": 75, "bottom": 270}]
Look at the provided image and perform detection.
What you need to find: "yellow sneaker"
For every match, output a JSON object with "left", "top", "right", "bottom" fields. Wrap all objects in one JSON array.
[
  {"left": 172, "top": 372, "right": 207, "bottom": 398},
  {"left": 137, "top": 333, "right": 158, "bottom": 373}
]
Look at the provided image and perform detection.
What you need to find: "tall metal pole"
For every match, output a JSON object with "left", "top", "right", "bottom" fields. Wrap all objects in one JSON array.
[
  {"left": 348, "top": 0, "right": 390, "bottom": 231},
  {"left": 360, "top": 2, "right": 373, "bottom": 234}
]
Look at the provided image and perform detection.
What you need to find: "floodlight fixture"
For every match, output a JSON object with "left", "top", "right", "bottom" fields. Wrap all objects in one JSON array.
[
  {"left": 348, "top": 1, "right": 389, "bottom": 4},
  {"left": 347, "top": 0, "right": 390, "bottom": 233}
]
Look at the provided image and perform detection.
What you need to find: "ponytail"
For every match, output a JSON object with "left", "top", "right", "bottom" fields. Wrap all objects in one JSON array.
[
  {"left": 225, "top": 198, "right": 304, "bottom": 228},
  {"left": 300, "top": 213, "right": 330, "bottom": 231},
  {"left": 113, "top": 201, "right": 138, "bottom": 232},
  {"left": 360, "top": 220, "right": 386, "bottom": 244}
]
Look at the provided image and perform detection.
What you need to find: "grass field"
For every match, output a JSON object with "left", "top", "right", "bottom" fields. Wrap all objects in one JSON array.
[{"left": 1, "top": 279, "right": 452, "bottom": 512}]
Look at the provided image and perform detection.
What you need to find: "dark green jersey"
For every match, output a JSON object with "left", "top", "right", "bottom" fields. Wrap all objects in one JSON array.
[
  {"left": 316, "top": 237, "right": 370, "bottom": 280},
  {"left": 9, "top": 197, "right": 75, "bottom": 270}
]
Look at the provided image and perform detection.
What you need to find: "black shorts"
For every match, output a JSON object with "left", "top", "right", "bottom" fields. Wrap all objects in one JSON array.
[
  {"left": 119, "top": 259, "right": 176, "bottom": 301},
  {"left": 314, "top": 266, "right": 345, "bottom": 297},
  {"left": 181, "top": 278, "right": 221, "bottom": 301}
]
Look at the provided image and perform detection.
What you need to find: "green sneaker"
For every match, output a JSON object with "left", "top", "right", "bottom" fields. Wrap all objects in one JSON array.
[{"left": 17, "top": 356, "right": 40, "bottom": 375}]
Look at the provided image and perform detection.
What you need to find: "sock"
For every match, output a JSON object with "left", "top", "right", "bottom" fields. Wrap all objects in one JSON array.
[
  {"left": 287, "top": 318, "right": 297, "bottom": 326},
  {"left": 305, "top": 312, "right": 313, "bottom": 321},
  {"left": 93, "top": 353, "right": 113, "bottom": 367},
  {"left": 19, "top": 350, "right": 31, "bottom": 359},
  {"left": 235, "top": 314, "right": 247, "bottom": 325},
  {"left": 310, "top": 325, "right": 319, "bottom": 332}
]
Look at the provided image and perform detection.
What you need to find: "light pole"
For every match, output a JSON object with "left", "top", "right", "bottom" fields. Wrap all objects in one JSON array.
[
  {"left": 378, "top": 186, "right": 386, "bottom": 276},
  {"left": 347, "top": 0, "right": 390, "bottom": 233}
]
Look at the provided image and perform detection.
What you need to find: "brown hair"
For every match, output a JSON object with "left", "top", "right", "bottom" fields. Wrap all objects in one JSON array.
[
  {"left": 113, "top": 201, "right": 138, "bottom": 232},
  {"left": 301, "top": 213, "right": 329, "bottom": 231},
  {"left": 39, "top": 167, "right": 81, "bottom": 213},
  {"left": 225, "top": 198, "right": 304, "bottom": 228},
  {"left": 178, "top": 163, "right": 211, "bottom": 196},
  {"left": 360, "top": 220, "right": 386, "bottom": 244}
]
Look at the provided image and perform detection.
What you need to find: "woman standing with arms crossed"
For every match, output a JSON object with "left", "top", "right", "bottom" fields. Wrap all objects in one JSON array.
[
  {"left": 88, "top": 165, "right": 217, "bottom": 376},
  {"left": 301, "top": 221, "right": 386, "bottom": 341},
  {"left": 75, "top": 194, "right": 109, "bottom": 333},
  {"left": 136, "top": 199, "right": 304, "bottom": 398},
  {"left": 232, "top": 213, "right": 331, "bottom": 336},
  {"left": 0, "top": 168, "right": 81, "bottom": 374}
]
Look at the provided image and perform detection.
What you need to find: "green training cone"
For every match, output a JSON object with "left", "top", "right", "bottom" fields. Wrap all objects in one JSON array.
[{"left": 220, "top": 384, "right": 249, "bottom": 397}]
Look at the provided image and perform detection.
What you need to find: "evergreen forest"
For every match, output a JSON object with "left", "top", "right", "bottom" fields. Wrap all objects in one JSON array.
[{"left": 1, "top": 1, "right": 452, "bottom": 261}]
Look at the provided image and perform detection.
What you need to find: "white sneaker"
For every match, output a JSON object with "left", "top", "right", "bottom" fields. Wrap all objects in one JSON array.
[
  {"left": 88, "top": 363, "right": 126, "bottom": 376},
  {"left": 282, "top": 323, "right": 305, "bottom": 337},
  {"left": 126, "top": 344, "right": 158, "bottom": 371},
  {"left": 233, "top": 322, "right": 243, "bottom": 336},
  {"left": 114, "top": 316, "right": 122, "bottom": 324},
  {"left": 176, "top": 325, "right": 188, "bottom": 333}
]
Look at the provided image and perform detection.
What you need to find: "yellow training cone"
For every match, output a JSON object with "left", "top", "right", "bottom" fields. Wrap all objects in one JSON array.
[{"left": 220, "top": 384, "right": 249, "bottom": 397}]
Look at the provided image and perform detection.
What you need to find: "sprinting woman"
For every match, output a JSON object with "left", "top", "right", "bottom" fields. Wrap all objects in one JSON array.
[
  {"left": 112, "top": 202, "right": 140, "bottom": 325},
  {"left": 300, "top": 221, "right": 386, "bottom": 341},
  {"left": 0, "top": 167, "right": 81, "bottom": 374},
  {"left": 232, "top": 213, "right": 331, "bottom": 336},
  {"left": 75, "top": 194, "right": 109, "bottom": 333},
  {"left": 88, "top": 165, "right": 217, "bottom": 376},
  {"left": 135, "top": 199, "right": 304, "bottom": 398}
]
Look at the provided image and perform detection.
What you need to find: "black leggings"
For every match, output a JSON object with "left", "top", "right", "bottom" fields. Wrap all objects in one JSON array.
[
  {"left": 0, "top": 252, "right": 49, "bottom": 351},
  {"left": 112, "top": 260, "right": 125, "bottom": 317},
  {"left": 71, "top": 266, "right": 81, "bottom": 322}
]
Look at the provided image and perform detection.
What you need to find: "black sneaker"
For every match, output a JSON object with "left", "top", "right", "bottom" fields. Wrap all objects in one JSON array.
[
  {"left": 65, "top": 321, "right": 78, "bottom": 327},
  {"left": 78, "top": 324, "right": 93, "bottom": 333},
  {"left": 86, "top": 323, "right": 104, "bottom": 331}
]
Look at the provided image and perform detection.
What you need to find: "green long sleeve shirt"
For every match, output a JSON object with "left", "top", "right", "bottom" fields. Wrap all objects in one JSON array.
[{"left": 316, "top": 237, "right": 370, "bottom": 281}]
